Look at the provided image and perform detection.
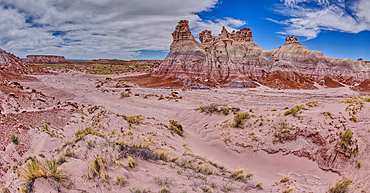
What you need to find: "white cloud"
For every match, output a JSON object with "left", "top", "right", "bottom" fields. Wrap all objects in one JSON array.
[
  {"left": 0, "top": 0, "right": 245, "bottom": 59},
  {"left": 272, "top": 0, "right": 370, "bottom": 39}
]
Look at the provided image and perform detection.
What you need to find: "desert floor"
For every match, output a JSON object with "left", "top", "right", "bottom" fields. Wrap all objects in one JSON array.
[{"left": 1, "top": 70, "right": 369, "bottom": 192}]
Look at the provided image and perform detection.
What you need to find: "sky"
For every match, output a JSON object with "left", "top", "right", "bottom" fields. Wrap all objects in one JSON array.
[{"left": 0, "top": 0, "right": 369, "bottom": 60}]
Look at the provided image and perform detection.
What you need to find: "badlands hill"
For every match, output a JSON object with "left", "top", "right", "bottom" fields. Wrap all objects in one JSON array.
[
  {"left": 0, "top": 49, "right": 45, "bottom": 76},
  {"left": 153, "top": 20, "right": 370, "bottom": 89}
]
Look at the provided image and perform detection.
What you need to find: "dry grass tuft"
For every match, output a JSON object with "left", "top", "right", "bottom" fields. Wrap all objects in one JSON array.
[
  {"left": 330, "top": 178, "right": 352, "bottom": 193},
  {"left": 280, "top": 176, "right": 290, "bottom": 183},
  {"left": 231, "top": 168, "right": 245, "bottom": 179},
  {"left": 114, "top": 176, "right": 126, "bottom": 186},
  {"left": 88, "top": 155, "right": 109, "bottom": 181},
  {"left": 128, "top": 156, "right": 137, "bottom": 168},
  {"left": 282, "top": 186, "right": 295, "bottom": 193},
  {"left": 19, "top": 158, "right": 68, "bottom": 192},
  {"left": 232, "top": 112, "right": 250, "bottom": 128},
  {"left": 155, "top": 149, "right": 170, "bottom": 161}
]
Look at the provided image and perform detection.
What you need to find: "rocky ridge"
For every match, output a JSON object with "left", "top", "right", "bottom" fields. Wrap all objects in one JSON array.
[
  {"left": 153, "top": 20, "right": 370, "bottom": 89},
  {"left": 0, "top": 49, "right": 45, "bottom": 75}
]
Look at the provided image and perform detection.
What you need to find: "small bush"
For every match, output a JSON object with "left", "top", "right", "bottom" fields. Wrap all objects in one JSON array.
[
  {"left": 341, "top": 129, "right": 353, "bottom": 148},
  {"left": 0, "top": 187, "right": 10, "bottom": 193},
  {"left": 233, "top": 112, "right": 250, "bottom": 127},
  {"left": 330, "top": 178, "right": 352, "bottom": 193},
  {"left": 169, "top": 120, "right": 183, "bottom": 137},
  {"left": 256, "top": 182, "right": 263, "bottom": 188},
  {"left": 284, "top": 105, "right": 303, "bottom": 116},
  {"left": 196, "top": 104, "right": 240, "bottom": 115},
  {"left": 11, "top": 135, "right": 18, "bottom": 145},
  {"left": 159, "top": 187, "right": 169, "bottom": 193}
]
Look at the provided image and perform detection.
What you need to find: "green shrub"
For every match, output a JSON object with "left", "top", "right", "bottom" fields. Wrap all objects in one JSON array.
[
  {"left": 233, "top": 112, "right": 250, "bottom": 127},
  {"left": 124, "top": 115, "right": 144, "bottom": 125},
  {"left": 196, "top": 104, "right": 240, "bottom": 116},
  {"left": 284, "top": 105, "right": 304, "bottom": 116},
  {"left": 330, "top": 178, "right": 352, "bottom": 193},
  {"left": 341, "top": 129, "right": 353, "bottom": 147},
  {"left": 11, "top": 135, "right": 18, "bottom": 145},
  {"left": 169, "top": 120, "right": 183, "bottom": 136}
]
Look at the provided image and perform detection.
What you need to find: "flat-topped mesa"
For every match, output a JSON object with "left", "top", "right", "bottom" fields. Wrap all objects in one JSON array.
[{"left": 24, "top": 55, "right": 69, "bottom": 64}]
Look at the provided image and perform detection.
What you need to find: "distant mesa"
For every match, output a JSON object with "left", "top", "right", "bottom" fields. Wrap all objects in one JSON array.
[
  {"left": 153, "top": 20, "right": 370, "bottom": 89},
  {"left": 24, "top": 55, "right": 69, "bottom": 64}
]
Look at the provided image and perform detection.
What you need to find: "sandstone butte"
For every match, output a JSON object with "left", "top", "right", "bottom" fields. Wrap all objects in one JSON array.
[
  {"left": 153, "top": 20, "right": 370, "bottom": 88},
  {"left": 24, "top": 55, "right": 69, "bottom": 64}
]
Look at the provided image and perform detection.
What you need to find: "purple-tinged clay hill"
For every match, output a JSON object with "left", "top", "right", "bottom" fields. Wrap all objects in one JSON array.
[{"left": 153, "top": 20, "right": 370, "bottom": 89}]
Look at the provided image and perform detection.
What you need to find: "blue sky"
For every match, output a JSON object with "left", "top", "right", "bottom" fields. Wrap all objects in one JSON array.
[{"left": 0, "top": 0, "right": 369, "bottom": 60}]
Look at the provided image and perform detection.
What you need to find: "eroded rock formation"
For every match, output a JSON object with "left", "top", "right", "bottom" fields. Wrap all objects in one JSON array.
[
  {"left": 24, "top": 55, "right": 69, "bottom": 64},
  {"left": 0, "top": 49, "right": 45, "bottom": 75},
  {"left": 153, "top": 20, "right": 370, "bottom": 88}
]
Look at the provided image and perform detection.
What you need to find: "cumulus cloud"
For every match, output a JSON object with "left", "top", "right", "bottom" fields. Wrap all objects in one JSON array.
[
  {"left": 271, "top": 0, "right": 370, "bottom": 39},
  {"left": 0, "top": 0, "right": 245, "bottom": 59}
]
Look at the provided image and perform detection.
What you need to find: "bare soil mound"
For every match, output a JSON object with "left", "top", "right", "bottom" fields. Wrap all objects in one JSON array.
[{"left": 258, "top": 70, "right": 316, "bottom": 89}]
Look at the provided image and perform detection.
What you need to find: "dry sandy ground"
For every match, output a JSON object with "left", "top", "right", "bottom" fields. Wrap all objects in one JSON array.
[{"left": 1, "top": 70, "right": 369, "bottom": 192}]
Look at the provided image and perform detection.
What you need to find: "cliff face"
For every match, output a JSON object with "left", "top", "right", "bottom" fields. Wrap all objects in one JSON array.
[
  {"left": 24, "top": 55, "right": 69, "bottom": 64},
  {"left": 153, "top": 20, "right": 370, "bottom": 88}
]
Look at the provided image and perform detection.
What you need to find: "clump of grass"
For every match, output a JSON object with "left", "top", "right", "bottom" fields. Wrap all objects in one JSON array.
[
  {"left": 169, "top": 120, "right": 183, "bottom": 137},
  {"left": 197, "top": 163, "right": 214, "bottom": 175},
  {"left": 341, "top": 129, "right": 353, "bottom": 147},
  {"left": 159, "top": 187, "right": 169, "bottom": 193},
  {"left": 306, "top": 100, "right": 318, "bottom": 107},
  {"left": 114, "top": 176, "right": 126, "bottom": 186},
  {"left": 256, "top": 182, "right": 263, "bottom": 189},
  {"left": 283, "top": 187, "right": 295, "bottom": 193},
  {"left": 19, "top": 158, "right": 68, "bottom": 192},
  {"left": 88, "top": 155, "right": 109, "bottom": 181},
  {"left": 231, "top": 168, "right": 245, "bottom": 179},
  {"left": 74, "top": 127, "right": 104, "bottom": 142},
  {"left": 120, "top": 92, "right": 131, "bottom": 98},
  {"left": 11, "top": 135, "right": 18, "bottom": 145},
  {"left": 123, "top": 115, "right": 144, "bottom": 125},
  {"left": 338, "top": 129, "right": 358, "bottom": 155},
  {"left": 155, "top": 149, "right": 170, "bottom": 161},
  {"left": 321, "top": 111, "right": 333, "bottom": 119},
  {"left": 87, "top": 105, "right": 99, "bottom": 114},
  {"left": 128, "top": 156, "right": 136, "bottom": 168},
  {"left": 273, "top": 120, "right": 298, "bottom": 143},
  {"left": 284, "top": 105, "right": 304, "bottom": 116},
  {"left": 280, "top": 176, "right": 290, "bottom": 183},
  {"left": 330, "top": 178, "right": 352, "bottom": 193},
  {"left": 196, "top": 103, "right": 240, "bottom": 115},
  {"left": 232, "top": 112, "right": 250, "bottom": 127}
]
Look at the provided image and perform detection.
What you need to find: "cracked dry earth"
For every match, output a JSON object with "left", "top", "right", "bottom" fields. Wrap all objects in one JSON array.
[{"left": 1, "top": 70, "right": 369, "bottom": 192}]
